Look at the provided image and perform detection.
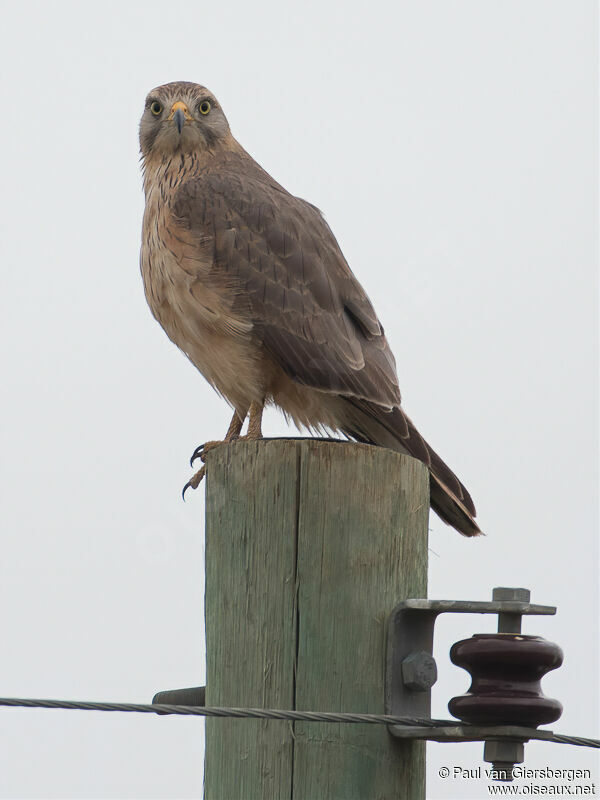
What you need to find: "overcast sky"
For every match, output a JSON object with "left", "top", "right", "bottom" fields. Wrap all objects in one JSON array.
[{"left": 0, "top": 1, "right": 597, "bottom": 798}]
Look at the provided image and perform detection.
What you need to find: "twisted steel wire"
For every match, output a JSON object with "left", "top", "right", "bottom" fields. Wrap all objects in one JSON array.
[{"left": 0, "top": 697, "right": 597, "bottom": 749}]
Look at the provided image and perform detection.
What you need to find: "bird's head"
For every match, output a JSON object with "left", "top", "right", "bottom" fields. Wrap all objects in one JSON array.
[{"left": 139, "top": 82, "right": 230, "bottom": 159}]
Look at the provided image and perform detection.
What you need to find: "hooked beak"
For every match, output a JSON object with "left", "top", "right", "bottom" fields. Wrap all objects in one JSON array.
[
  {"left": 168, "top": 100, "right": 192, "bottom": 135},
  {"left": 174, "top": 108, "right": 185, "bottom": 134}
]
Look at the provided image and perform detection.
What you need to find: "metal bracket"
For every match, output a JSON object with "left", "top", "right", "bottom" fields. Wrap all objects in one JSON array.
[
  {"left": 385, "top": 587, "right": 555, "bottom": 728},
  {"left": 385, "top": 587, "right": 557, "bottom": 780},
  {"left": 152, "top": 686, "right": 205, "bottom": 715}
]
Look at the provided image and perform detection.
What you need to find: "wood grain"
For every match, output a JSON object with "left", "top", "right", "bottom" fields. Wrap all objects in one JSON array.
[{"left": 204, "top": 439, "right": 429, "bottom": 800}]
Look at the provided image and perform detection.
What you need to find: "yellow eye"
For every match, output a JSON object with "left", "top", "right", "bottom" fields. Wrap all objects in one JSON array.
[
  {"left": 150, "top": 101, "right": 163, "bottom": 116},
  {"left": 199, "top": 100, "right": 211, "bottom": 115}
]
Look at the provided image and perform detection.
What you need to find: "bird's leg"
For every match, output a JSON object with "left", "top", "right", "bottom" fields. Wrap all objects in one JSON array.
[
  {"left": 224, "top": 399, "right": 264, "bottom": 443},
  {"left": 189, "top": 408, "right": 247, "bottom": 467},
  {"left": 226, "top": 408, "right": 247, "bottom": 438},
  {"left": 244, "top": 400, "right": 264, "bottom": 440},
  {"left": 183, "top": 408, "right": 248, "bottom": 497},
  {"left": 183, "top": 402, "right": 264, "bottom": 498}
]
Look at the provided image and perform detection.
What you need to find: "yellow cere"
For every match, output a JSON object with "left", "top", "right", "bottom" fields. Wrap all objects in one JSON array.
[{"left": 168, "top": 101, "right": 193, "bottom": 121}]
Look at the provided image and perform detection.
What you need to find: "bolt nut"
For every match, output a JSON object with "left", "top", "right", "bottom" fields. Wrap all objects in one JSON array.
[
  {"left": 401, "top": 651, "right": 438, "bottom": 692},
  {"left": 484, "top": 739, "right": 524, "bottom": 765},
  {"left": 493, "top": 587, "right": 531, "bottom": 603},
  {"left": 484, "top": 739, "right": 525, "bottom": 782}
]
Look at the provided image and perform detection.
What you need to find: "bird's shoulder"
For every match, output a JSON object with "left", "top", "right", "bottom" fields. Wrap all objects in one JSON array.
[
  {"left": 167, "top": 148, "right": 400, "bottom": 407},
  {"left": 170, "top": 150, "right": 328, "bottom": 242},
  {"left": 170, "top": 150, "right": 377, "bottom": 327}
]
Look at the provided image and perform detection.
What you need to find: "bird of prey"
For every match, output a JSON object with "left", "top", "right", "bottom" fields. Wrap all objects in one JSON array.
[{"left": 139, "top": 81, "right": 481, "bottom": 536}]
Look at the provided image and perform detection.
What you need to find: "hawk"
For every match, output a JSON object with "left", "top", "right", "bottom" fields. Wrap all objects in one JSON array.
[{"left": 139, "top": 81, "right": 481, "bottom": 536}]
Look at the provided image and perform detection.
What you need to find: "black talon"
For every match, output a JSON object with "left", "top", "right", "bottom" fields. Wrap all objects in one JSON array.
[
  {"left": 190, "top": 443, "right": 206, "bottom": 467},
  {"left": 182, "top": 481, "right": 193, "bottom": 501}
]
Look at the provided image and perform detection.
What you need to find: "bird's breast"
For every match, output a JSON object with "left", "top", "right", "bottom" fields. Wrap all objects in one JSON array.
[{"left": 140, "top": 189, "right": 265, "bottom": 413}]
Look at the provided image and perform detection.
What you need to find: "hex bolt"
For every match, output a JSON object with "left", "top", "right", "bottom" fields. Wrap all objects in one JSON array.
[
  {"left": 484, "top": 739, "right": 525, "bottom": 782},
  {"left": 493, "top": 587, "right": 531, "bottom": 634},
  {"left": 401, "top": 650, "right": 438, "bottom": 692}
]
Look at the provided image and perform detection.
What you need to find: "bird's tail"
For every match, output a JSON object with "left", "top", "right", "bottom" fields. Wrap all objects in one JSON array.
[{"left": 340, "top": 398, "right": 481, "bottom": 537}]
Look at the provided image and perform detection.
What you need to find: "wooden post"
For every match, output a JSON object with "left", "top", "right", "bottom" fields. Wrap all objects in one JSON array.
[{"left": 204, "top": 439, "right": 429, "bottom": 800}]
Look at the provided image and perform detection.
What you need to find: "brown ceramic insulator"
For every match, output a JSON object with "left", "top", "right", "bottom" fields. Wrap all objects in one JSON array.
[{"left": 448, "top": 634, "right": 563, "bottom": 727}]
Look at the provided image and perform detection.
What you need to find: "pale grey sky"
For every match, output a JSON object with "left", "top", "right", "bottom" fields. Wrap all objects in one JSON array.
[{"left": 0, "top": 1, "right": 597, "bottom": 797}]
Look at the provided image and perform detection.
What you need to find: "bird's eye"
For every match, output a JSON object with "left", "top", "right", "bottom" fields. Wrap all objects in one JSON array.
[
  {"left": 150, "top": 101, "right": 163, "bottom": 116},
  {"left": 199, "top": 100, "right": 211, "bottom": 115}
]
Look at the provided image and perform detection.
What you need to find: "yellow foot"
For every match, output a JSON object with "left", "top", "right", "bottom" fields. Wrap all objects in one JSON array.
[
  {"left": 230, "top": 433, "right": 262, "bottom": 444},
  {"left": 184, "top": 438, "right": 241, "bottom": 500},
  {"left": 189, "top": 439, "right": 231, "bottom": 468},
  {"left": 182, "top": 466, "right": 206, "bottom": 500},
  {"left": 183, "top": 430, "right": 262, "bottom": 500}
]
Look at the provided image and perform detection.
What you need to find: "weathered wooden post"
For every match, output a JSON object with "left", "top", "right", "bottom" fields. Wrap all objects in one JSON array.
[{"left": 204, "top": 439, "right": 429, "bottom": 800}]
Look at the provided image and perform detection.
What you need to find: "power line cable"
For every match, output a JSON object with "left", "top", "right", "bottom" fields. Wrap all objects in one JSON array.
[{"left": 0, "top": 697, "right": 597, "bottom": 749}]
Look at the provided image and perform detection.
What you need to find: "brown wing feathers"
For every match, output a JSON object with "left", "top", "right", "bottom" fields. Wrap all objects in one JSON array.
[
  {"left": 172, "top": 161, "right": 401, "bottom": 406},
  {"left": 171, "top": 151, "right": 480, "bottom": 536}
]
